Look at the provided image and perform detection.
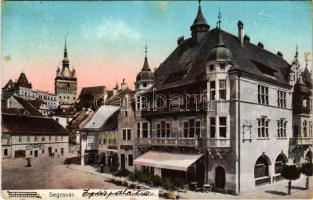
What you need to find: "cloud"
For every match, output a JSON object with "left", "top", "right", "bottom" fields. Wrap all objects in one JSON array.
[
  {"left": 155, "top": 1, "right": 168, "bottom": 12},
  {"left": 82, "top": 17, "right": 141, "bottom": 43}
]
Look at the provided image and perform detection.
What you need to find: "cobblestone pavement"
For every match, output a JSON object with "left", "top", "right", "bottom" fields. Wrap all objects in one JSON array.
[
  {"left": 2, "top": 156, "right": 312, "bottom": 199},
  {"left": 1, "top": 155, "right": 126, "bottom": 190}
]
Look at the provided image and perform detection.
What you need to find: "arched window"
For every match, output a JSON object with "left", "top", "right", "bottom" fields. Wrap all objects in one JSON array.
[
  {"left": 128, "top": 154, "right": 133, "bottom": 166},
  {"left": 254, "top": 156, "right": 269, "bottom": 178},
  {"left": 275, "top": 154, "right": 286, "bottom": 174}
]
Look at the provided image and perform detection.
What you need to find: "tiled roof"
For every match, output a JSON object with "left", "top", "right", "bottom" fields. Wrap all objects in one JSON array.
[
  {"left": 78, "top": 86, "right": 105, "bottom": 99},
  {"left": 153, "top": 28, "right": 291, "bottom": 90},
  {"left": 15, "top": 73, "right": 32, "bottom": 88},
  {"left": 2, "top": 114, "right": 68, "bottom": 135},
  {"left": 13, "top": 96, "right": 42, "bottom": 116}
]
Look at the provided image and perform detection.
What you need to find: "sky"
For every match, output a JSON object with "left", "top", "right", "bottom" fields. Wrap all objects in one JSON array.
[{"left": 2, "top": 1, "right": 312, "bottom": 94}]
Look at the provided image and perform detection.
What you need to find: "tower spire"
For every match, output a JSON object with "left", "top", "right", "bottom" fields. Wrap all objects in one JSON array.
[
  {"left": 64, "top": 35, "right": 68, "bottom": 59},
  {"left": 145, "top": 41, "right": 148, "bottom": 59},
  {"left": 142, "top": 42, "right": 150, "bottom": 70}
]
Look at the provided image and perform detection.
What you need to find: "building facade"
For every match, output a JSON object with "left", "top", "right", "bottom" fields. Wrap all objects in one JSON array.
[
  {"left": 132, "top": 2, "right": 312, "bottom": 194},
  {"left": 2, "top": 73, "right": 58, "bottom": 114},
  {"left": 2, "top": 113, "right": 69, "bottom": 159}
]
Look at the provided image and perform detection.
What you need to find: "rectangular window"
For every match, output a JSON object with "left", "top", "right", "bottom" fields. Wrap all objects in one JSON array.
[
  {"left": 210, "top": 117, "right": 216, "bottom": 138},
  {"left": 127, "top": 129, "right": 131, "bottom": 140},
  {"left": 258, "top": 118, "right": 269, "bottom": 138},
  {"left": 258, "top": 85, "right": 269, "bottom": 105},
  {"left": 137, "top": 123, "right": 140, "bottom": 138},
  {"left": 309, "top": 122, "right": 313, "bottom": 137},
  {"left": 220, "top": 63, "right": 226, "bottom": 71},
  {"left": 156, "top": 123, "right": 161, "bottom": 138},
  {"left": 277, "top": 90, "right": 287, "bottom": 108},
  {"left": 137, "top": 96, "right": 141, "bottom": 110},
  {"left": 27, "top": 136, "right": 30, "bottom": 142},
  {"left": 219, "top": 80, "right": 226, "bottom": 100},
  {"left": 183, "top": 121, "right": 188, "bottom": 138},
  {"left": 219, "top": 117, "right": 227, "bottom": 138},
  {"left": 277, "top": 120, "right": 287, "bottom": 138},
  {"left": 209, "top": 65, "right": 215, "bottom": 71},
  {"left": 189, "top": 119, "right": 195, "bottom": 138},
  {"left": 161, "top": 121, "right": 166, "bottom": 138},
  {"left": 123, "top": 129, "right": 127, "bottom": 140},
  {"left": 42, "top": 137, "right": 45, "bottom": 142},
  {"left": 210, "top": 81, "right": 216, "bottom": 100},
  {"left": 34, "top": 136, "right": 38, "bottom": 142},
  {"left": 195, "top": 120, "right": 201, "bottom": 138},
  {"left": 166, "top": 123, "right": 171, "bottom": 138},
  {"left": 18, "top": 136, "right": 22, "bottom": 143},
  {"left": 142, "top": 122, "right": 148, "bottom": 138}
]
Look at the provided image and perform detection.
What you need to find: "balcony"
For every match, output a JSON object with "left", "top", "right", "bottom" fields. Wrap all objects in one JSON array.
[
  {"left": 291, "top": 137, "right": 313, "bottom": 146},
  {"left": 136, "top": 138, "right": 199, "bottom": 147},
  {"left": 206, "top": 138, "right": 231, "bottom": 148}
]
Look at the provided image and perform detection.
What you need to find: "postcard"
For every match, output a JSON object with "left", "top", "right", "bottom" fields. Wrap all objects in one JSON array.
[{"left": 1, "top": 1, "right": 312, "bottom": 199}]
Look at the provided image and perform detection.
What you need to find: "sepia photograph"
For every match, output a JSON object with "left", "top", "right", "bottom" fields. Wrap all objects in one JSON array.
[{"left": 1, "top": 1, "right": 312, "bottom": 199}]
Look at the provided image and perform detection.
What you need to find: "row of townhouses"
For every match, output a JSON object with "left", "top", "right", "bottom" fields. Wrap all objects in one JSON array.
[{"left": 78, "top": 3, "right": 312, "bottom": 194}]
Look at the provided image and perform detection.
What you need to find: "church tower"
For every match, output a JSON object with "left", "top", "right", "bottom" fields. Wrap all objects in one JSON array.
[{"left": 54, "top": 36, "right": 77, "bottom": 109}]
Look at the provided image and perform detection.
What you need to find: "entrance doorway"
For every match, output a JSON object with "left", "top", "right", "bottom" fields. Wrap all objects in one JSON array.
[
  {"left": 15, "top": 150, "right": 26, "bottom": 158},
  {"left": 121, "top": 154, "right": 125, "bottom": 169},
  {"left": 215, "top": 166, "right": 226, "bottom": 189},
  {"left": 34, "top": 150, "right": 38, "bottom": 157}
]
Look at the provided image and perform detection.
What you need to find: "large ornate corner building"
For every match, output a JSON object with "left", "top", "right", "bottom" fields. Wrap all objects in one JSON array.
[
  {"left": 55, "top": 38, "right": 77, "bottom": 109},
  {"left": 132, "top": 2, "right": 313, "bottom": 194}
]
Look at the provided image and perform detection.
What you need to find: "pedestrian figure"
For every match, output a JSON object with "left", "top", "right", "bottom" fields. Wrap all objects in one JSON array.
[{"left": 26, "top": 158, "right": 31, "bottom": 167}]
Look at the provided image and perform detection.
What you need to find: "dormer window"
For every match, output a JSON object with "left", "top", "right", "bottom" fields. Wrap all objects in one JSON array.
[{"left": 143, "top": 82, "right": 147, "bottom": 88}]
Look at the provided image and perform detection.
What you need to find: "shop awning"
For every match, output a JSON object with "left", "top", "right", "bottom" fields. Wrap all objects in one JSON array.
[{"left": 134, "top": 151, "right": 203, "bottom": 171}]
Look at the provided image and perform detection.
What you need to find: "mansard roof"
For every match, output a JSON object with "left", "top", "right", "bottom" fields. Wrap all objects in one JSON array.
[{"left": 153, "top": 28, "right": 291, "bottom": 90}]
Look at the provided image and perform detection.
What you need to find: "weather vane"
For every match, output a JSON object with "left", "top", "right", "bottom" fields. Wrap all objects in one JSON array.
[{"left": 217, "top": 11, "right": 222, "bottom": 29}]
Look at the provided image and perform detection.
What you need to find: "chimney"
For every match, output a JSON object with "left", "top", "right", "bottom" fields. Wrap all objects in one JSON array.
[
  {"left": 121, "top": 79, "right": 127, "bottom": 90},
  {"left": 243, "top": 35, "right": 250, "bottom": 43},
  {"left": 112, "top": 83, "right": 119, "bottom": 96},
  {"left": 277, "top": 51, "right": 283, "bottom": 57},
  {"left": 237, "top": 20, "right": 244, "bottom": 45},
  {"left": 257, "top": 42, "right": 264, "bottom": 48}
]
